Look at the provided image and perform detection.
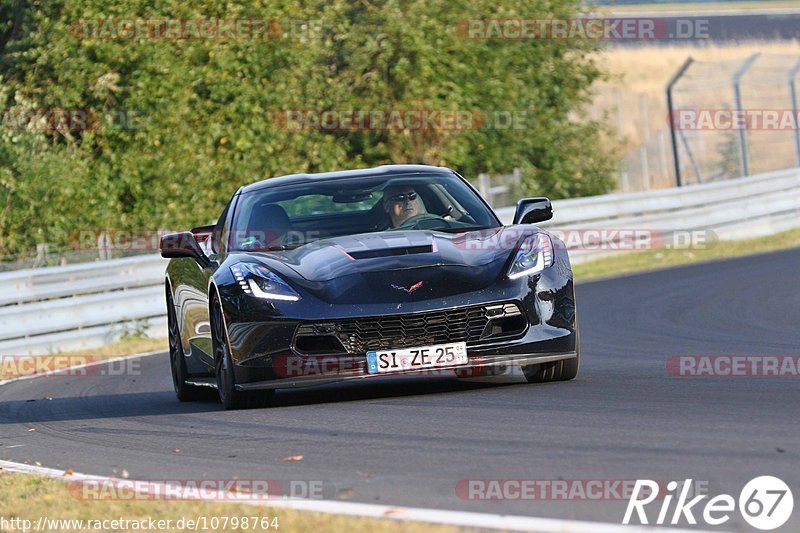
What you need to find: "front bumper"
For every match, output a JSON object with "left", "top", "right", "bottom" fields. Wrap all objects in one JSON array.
[
  {"left": 235, "top": 350, "right": 577, "bottom": 391},
  {"left": 217, "top": 246, "right": 577, "bottom": 391}
]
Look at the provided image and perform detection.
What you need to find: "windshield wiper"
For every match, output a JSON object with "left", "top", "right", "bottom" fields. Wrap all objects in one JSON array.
[{"left": 260, "top": 244, "right": 301, "bottom": 251}]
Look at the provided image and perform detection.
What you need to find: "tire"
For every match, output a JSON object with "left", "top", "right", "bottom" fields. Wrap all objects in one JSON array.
[
  {"left": 167, "top": 289, "right": 205, "bottom": 401},
  {"left": 522, "top": 323, "right": 580, "bottom": 384},
  {"left": 211, "top": 296, "right": 273, "bottom": 410}
]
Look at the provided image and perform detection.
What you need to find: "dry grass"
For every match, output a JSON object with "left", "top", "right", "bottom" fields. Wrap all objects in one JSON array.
[
  {"left": 59, "top": 336, "right": 168, "bottom": 358},
  {"left": 0, "top": 473, "right": 473, "bottom": 533}
]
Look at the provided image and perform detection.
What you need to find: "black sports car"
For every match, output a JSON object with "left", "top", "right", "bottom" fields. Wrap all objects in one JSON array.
[{"left": 161, "top": 165, "right": 578, "bottom": 409}]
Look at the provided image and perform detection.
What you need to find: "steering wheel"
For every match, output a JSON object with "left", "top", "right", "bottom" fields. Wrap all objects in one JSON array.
[{"left": 394, "top": 213, "right": 452, "bottom": 230}]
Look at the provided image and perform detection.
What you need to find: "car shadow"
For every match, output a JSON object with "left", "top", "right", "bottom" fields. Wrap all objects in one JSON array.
[
  {"left": 0, "top": 377, "right": 516, "bottom": 425},
  {"left": 271, "top": 375, "right": 506, "bottom": 407}
]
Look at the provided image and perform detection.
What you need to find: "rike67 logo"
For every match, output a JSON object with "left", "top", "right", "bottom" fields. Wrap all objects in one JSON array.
[{"left": 623, "top": 476, "right": 794, "bottom": 530}]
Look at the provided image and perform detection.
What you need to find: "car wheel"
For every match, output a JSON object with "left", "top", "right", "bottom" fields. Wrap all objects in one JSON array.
[
  {"left": 211, "top": 297, "right": 273, "bottom": 410},
  {"left": 522, "top": 323, "right": 580, "bottom": 383},
  {"left": 167, "top": 290, "right": 204, "bottom": 401}
]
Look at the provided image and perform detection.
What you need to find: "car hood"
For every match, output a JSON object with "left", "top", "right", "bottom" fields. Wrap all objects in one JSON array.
[{"left": 244, "top": 228, "right": 533, "bottom": 304}]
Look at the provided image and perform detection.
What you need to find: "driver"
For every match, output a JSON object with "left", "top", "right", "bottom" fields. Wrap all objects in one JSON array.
[{"left": 382, "top": 185, "right": 421, "bottom": 228}]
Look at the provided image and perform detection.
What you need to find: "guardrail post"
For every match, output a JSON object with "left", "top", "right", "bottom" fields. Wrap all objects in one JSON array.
[
  {"left": 789, "top": 59, "right": 800, "bottom": 167},
  {"left": 666, "top": 57, "right": 694, "bottom": 187},
  {"left": 732, "top": 53, "right": 761, "bottom": 177}
]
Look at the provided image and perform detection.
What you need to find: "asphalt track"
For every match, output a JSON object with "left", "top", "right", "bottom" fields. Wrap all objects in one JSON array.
[{"left": 2, "top": 248, "right": 799, "bottom": 530}]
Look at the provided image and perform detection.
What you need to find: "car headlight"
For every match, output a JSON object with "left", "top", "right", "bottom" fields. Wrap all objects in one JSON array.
[
  {"left": 230, "top": 263, "right": 300, "bottom": 301},
  {"left": 507, "top": 233, "right": 554, "bottom": 280}
]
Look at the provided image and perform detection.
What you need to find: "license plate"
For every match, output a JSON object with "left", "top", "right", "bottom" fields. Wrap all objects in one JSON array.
[{"left": 366, "top": 342, "right": 468, "bottom": 374}]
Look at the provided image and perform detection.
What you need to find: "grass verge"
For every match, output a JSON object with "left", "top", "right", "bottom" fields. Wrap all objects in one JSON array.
[
  {"left": 0, "top": 473, "right": 470, "bottom": 533},
  {"left": 1, "top": 337, "right": 167, "bottom": 381},
  {"left": 573, "top": 228, "right": 800, "bottom": 281},
  {"left": 59, "top": 336, "right": 168, "bottom": 359}
]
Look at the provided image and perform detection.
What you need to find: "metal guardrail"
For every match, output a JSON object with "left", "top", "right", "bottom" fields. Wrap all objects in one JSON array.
[
  {"left": 0, "top": 255, "right": 167, "bottom": 355},
  {"left": 496, "top": 167, "right": 800, "bottom": 262},
  {"left": 3, "top": 167, "right": 800, "bottom": 355}
]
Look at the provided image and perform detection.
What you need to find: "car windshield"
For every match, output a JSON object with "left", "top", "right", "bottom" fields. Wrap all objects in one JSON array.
[{"left": 229, "top": 172, "right": 500, "bottom": 252}]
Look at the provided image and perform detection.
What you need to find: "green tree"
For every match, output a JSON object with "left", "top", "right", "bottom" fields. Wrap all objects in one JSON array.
[{"left": 0, "top": 0, "right": 615, "bottom": 258}]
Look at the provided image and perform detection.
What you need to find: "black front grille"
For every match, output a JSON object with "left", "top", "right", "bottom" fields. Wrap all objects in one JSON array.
[{"left": 294, "top": 303, "right": 524, "bottom": 354}]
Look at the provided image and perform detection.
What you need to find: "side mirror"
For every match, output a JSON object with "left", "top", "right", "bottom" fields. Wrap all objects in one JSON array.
[
  {"left": 190, "top": 224, "right": 215, "bottom": 255},
  {"left": 160, "top": 231, "right": 211, "bottom": 267},
  {"left": 513, "top": 197, "right": 553, "bottom": 225}
]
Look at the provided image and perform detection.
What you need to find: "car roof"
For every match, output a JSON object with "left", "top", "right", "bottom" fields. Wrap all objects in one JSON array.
[{"left": 239, "top": 165, "right": 458, "bottom": 194}]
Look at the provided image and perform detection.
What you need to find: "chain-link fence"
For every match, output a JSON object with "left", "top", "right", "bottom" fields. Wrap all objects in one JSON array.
[
  {"left": 599, "top": 53, "right": 800, "bottom": 192},
  {"left": 590, "top": 88, "right": 676, "bottom": 192},
  {"left": 473, "top": 169, "right": 524, "bottom": 208},
  {"left": 618, "top": 128, "right": 675, "bottom": 192},
  {"left": 668, "top": 53, "right": 800, "bottom": 186}
]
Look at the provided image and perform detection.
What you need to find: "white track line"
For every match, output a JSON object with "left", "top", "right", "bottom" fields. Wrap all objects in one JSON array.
[
  {"left": 0, "top": 460, "right": 721, "bottom": 533},
  {"left": 1, "top": 353, "right": 724, "bottom": 533}
]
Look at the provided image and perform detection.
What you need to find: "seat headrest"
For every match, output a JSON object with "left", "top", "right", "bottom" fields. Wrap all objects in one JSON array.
[{"left": 247, "top": 204, "right": 291, "bottom": 246}]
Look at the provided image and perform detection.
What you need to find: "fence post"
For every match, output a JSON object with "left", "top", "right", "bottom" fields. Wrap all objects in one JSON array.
[
  {"left": 666, "top": 57, "right": 694, "bottom": 187},
  {"left": 34, "top": 243, "right": 48, "bottom": 268},
  {"left": 98, "top": 231, "right": 112, "bottom": 261},
  {"left": 620, "top": 171, "right": 630, "bottom": 193},
  {"left": 658, "top": 130, "right": 669, "bottom": 186},
  {"left": 732, "top": 53, "right": 760, "bottom": 177},
  {"left": 639, "top": 95, "right": 650, "bottom": 188},
  {"left": 789, "top": 59, "right": 800, "bottom": 167}
]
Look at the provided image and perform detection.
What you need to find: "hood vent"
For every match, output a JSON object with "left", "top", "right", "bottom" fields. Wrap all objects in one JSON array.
[{"left": 348, "top": 244, "right": 433, "bottom": 260}]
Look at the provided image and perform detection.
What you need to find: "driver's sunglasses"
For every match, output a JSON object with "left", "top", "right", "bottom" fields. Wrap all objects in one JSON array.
[{"left": 387, "top": 192, "right": 418, "bottom": 203}]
